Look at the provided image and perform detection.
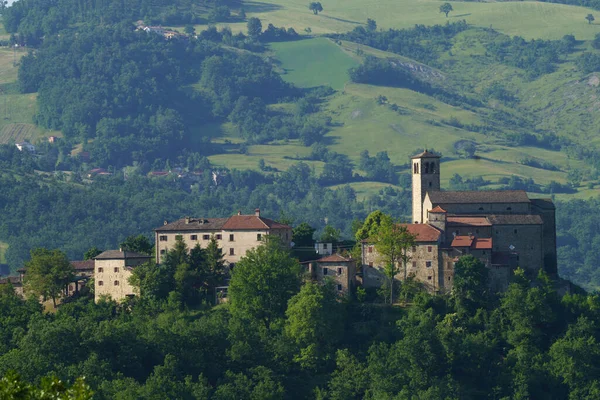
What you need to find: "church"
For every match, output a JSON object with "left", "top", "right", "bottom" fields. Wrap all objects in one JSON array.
[{"left": 361, "top": 150, "right": 557, "bottom": 292}]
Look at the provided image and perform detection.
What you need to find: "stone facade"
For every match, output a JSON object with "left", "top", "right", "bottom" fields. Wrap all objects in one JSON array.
[
  {"left": 362, "top": 150, "right": 557, "bottom": 294},
  {"left": 154, "top": 209, "right": 292, "bottom": 265},
  {"left": 305, "top": 254, "right": 356, "bottom": 296},
  {"left": 94, "top": 250, "right": 151, "bottom": 303}
]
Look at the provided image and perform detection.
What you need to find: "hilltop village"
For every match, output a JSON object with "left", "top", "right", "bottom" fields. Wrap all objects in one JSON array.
[{"left": 0, "top": 151, "right": 560, "bottom": 304}]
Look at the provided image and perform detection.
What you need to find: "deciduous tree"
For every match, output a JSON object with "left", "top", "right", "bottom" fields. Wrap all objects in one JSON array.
[
  {"left": 309, "top": 2, "right": 323, "bottom": 15},
  {"left": 23, "top": 248, "right": 74, "bottom": 308},
  {"left": 247, "top": 17, "right": 262, "bottom": 39},
  {"left": 586, "top": 13, "right": 595, "bottom": 24},
  {"left": 439, "top": 2, "right": 453, "bottom": 18}
]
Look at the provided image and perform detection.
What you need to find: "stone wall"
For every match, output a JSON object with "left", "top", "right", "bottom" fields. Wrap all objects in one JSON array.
[{"left": 492, "top": 224, "right": 543, "bottom": 274}]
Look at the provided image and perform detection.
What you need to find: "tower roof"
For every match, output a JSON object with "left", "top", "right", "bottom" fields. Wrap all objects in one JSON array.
[
  {"left": 429, "top": 206, "right": 447, "bottom": 213},
  {"left": 411, "top": 150, "right": 440, "bottom": 159}
]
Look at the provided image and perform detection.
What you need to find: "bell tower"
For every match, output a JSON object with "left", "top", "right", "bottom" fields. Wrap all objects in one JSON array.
[{"left": 411, "top": 150, "right": 441, "bottom": 223}]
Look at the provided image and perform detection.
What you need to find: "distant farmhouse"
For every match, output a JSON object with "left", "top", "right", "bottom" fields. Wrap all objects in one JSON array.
[{"left": 362, "top": 151, "right": 557, "bottom": 293}]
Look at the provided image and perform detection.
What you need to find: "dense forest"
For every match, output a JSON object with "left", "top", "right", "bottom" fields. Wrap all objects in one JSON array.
[{"left": 1, "top": 245, "right": 600, "bottom": 399}]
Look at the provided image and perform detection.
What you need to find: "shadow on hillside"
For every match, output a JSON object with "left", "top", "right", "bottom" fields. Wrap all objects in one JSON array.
[
  {"left": 452, "top": 13, "right": 471, "bottom": 18},
  {"left": 321, "top": 15, "right": 363, "bottom": 25},
  {"left": 243, "top": 1, "right": 283, "bottom": 13}
]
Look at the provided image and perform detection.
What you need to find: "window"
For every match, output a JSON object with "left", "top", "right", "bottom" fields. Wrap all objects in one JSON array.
[
  {"left": 368, "top": 262, "right": 373, "bottom": 267},
  {"left": 507, "top": 207, "right": 512, "bottom": 211},
  {"left": 426, "top": 261, "right": 432, "bottom": 268},
  {"left": 323, "top": 268, "right": 328, "bottom": 275},
  {"left": 229, "top": 234, "right": 234, "bottom": 242},
  {"left": 114, "top": 267, "right": 119, "bottom": 273},
  {"left": 479, "top": 207, "right": 484, "bottom": 211},
  {"left": 337, "top": 267, "right": 343, "bottom": 275},
  {"left": 337, "top": 284, "right": 343, "bottom": 291},
  {"left": 160, "top": 249, "right": 166, "bottom": 255},
  {"left": 429, "top": 181, "right": 432, "bottom": 188},
  {"left": 514, "top": 229, "right": 518, "bottom": 234},
  {"left": 448, "top": 277, "right": 451, "bottom": 281},
  {"left": 216, "top": 234, "right": 222, "bottom": 240},
  {"left": 368, "top": 246, "right": 373, "bottom": 253},
  {"left": 229, "top": 248, "right": 234, "bottom": 256},
  {"left": 427, "top": 246, "right": 432, "bottom": 253},
  {"left": 257, "top": 233, "right": 262, "bottom": 241},
  {"left": 191, "top": 235, "right": 198, "bottom": 240},
  {"left": 324, "top": 243, "right": 329, "bottom": 250},
  {"left": 114, "top": 280, "right": 119, "bottom": 286},
  {"left": 98, "top": 267, "right": 103, "bottom": 273},
  {"left": 424, "top": 162, "right": 429, "bottom": 174},
  {"left": 98, "top": 281, "right": 104, "bottom": 286},
  {"left": 427, "top": 276, "right": 432, "bottom": 280},
  {"left": 412, "top": 261, "right": 417, "bottom": 268},
  {"left": 412, "top": 246, "right": 416, "bottom": 252},
  {"left": 475, "top": 229, "right": 479, "bottom": 234},
  {"left": 159, "top": 235, "right": 167, "bottom": 241},
  {"left": 203, "top": 235, "right": 210, "bottom": 240}
]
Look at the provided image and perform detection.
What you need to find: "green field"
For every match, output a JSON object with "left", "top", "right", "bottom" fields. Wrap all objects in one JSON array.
[
  {"left": 0, "top": 241, "right": 7, "bottom": 264},
  {"left": 189, "top": 0, "right": 600, "bottom": 40},
  {"left": 270, "top": 38, "right": 359, "bottom": 90}
]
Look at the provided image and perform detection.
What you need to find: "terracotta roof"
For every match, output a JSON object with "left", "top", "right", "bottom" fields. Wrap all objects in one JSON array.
[
  {"left": 400, "top": 223, "right": 441, "bottom": 242},
  {"left": 451, "top": 235, "right": 474, "bottom": 247},
  {"left": 221, "top": 215, "right": 290, "bottom": 230},
  {"left": 486, "top": 215, "right": 543, "bottom": 225},
  {"left": 473, "top": 238, "right": 493, "bottom": 250},
  {"left": 70, "top": 260, "right": 95, "bottom": 271},
  {"left": 429, "top": 206, "right": 447, "bottom": 213},
  {"left": 450, "top": 236, "right": 493, "bottom": 250},
  {"left": 447, "top": 216, "right": 492, "bottom": 227},
  {"left": 156, "top": 218, "right": 228, "bottom": 232},
  {"left": 317, "top": 254, "right": 352, "bottom": 263},
  {"left": 428, "top": 190, "right": 530, "bottom": 204},
  {"left": 411, "top": 150, "right": 441, "bottom": 159},
  {"left": 95, "top": 250, "right": 152, "bottom": 260}
]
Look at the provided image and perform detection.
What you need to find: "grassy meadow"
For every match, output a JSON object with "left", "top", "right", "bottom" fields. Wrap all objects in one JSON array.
[
  {"left": 189, "top": 0, "right": 600, "bottom": 40},
  {"left": 0, "top": 241, "right": 7, "bottom": 264}
]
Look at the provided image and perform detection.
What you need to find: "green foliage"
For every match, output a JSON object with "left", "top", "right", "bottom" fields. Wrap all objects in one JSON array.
[
  {"left": 119, "top": 235, "right": 153, "bottom": 255},
  {"left": 247, "top": 17, "right": 262, "bottom": 39},
  {"left": 439, "top": 2, "right": 453, "bottom": 18},
  {"left": 452, "top": 255, "right": 489, "bottom": 313},
  {"left": 23, "top": 248, "right": 74, "bottom": 308},
  {"left": 586, "top": 13, "right": 595, "bottom": 24},
  {"left": 309, "top": 2, "right": 323, "bottom": 15},
  {"left": 0, "top": 371, "right": 93, "bottom": 399}
]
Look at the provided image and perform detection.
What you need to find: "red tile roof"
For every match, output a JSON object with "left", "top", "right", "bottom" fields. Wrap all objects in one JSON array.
[
  {"left": 222, "top": 215, "right": 290, "bottom": 230},
  {"left": 451, "top": 236, "right": 492, "bottom": 250},
  {"left": 451, "top": 235, "right": 474, "bottom": 247},
  {"left": 429, "top": 206, "right": 447, "bottom": 213},
  {"left": 400, "top": 224, "right": 441, "bottom": 242},
  {"left": 473, "top": 238, "right": 493, "bottom": 250},
  {"left": 318, "top": 254, "right": 351, "bottom": 263},
  {"left": 447, "top": 216, "right": 492, "bottom": 227}
]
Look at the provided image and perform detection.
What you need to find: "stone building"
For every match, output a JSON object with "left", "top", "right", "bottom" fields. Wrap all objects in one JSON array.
[
  {"left": 154, "top": 209, "right": 292, "bottom": 266},
  {"left": 362, "top": 150, "right": 557, "bottom": 293},
  {"left": 94, "top": 250, "right": 151, "bottom": 303},
  {"left": 304, "top": 254, "right": 356, "bottom": 296}
]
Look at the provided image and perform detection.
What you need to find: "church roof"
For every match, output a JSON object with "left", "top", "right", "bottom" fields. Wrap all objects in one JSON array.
[
  {"left": 486, "top": 215, "right": 543, "bottom": 225},
  {"left": 447, "top": 216, "right": 492, "bottom": 227},
  {"left": 450, "top": 236, "right": 493, "bottom": 250},
  {"left": 429, "top": 206, "right": 447, "bottom": 213},
  {"left": 400, "top": 224, "right": 441, "bottom": 242},
  {"left": 411, "top": 150, "right": 440, "bottom": 159},
  {"left": 530, "top": 198, "right": 555, "bottom": 210},
  {"left": 428, "top": 190, "right": 530, "bottom": 204}
]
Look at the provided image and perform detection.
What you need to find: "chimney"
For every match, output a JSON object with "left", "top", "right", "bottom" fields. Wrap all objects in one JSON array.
[
  {"left": 164, "top": 220, "right": 168, "bottom": 225},
  {"left": 255, "top": 208, "right": 260, "bottom": 217},
  {"left": 119, "top": 247, "right": 122, "bottom": 252},
  {"left": 237, "top": 210, "right": 242, "bottom": 216},
  {"left": 185, "top": 216, "right": 190, "bottom": 224}
]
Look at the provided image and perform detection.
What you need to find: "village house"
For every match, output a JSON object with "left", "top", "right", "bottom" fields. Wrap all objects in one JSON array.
[
  {"left": 304, "top": 254, "right": 356, "bottom": 296},
  {"left": 15, "top": 141, "right": 35, "bottom": 153},
  {"left": 94, "top": 250, "right": 151, "bottom": 303},
  {"left": 362, "top": 150, "right": 557, "bottom": 293},
  {"left": 154, "top": 209, "right": 292, "bottom": 266}
]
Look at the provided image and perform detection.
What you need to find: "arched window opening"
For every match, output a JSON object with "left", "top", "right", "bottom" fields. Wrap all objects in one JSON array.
[
  {"left": 430, "top": 162, "right": 436, "bottom": 173},
  {"left": 424, "top": 162, "right": 429, "bottom": 174}
]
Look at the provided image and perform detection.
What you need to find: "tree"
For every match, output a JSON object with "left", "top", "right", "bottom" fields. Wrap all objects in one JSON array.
[
  {"left": 587, "top": 14, "right": 595, "bottom": 24},
  {"left": 439, "top": 2, "right": 453, "bottom": 18},
  {"left": 373, "top": 219, "right": 416, "bottom": 304},
  {"left": 309, "top": 2, "right": 323, "bottom": 15},
  {"left": 293, "top": 222, "right": 316, "bottom": 247},
  {"left": 23, "top": 248, "right": 74, "bottom": 308},
  {"left": 83, "top": 247, "right": 102, "bottom": 260},
  {"left": 284, "top": 281, "right": 344, "bottom": 370},
  {"left": 184, "top": 24, "right": 196, "bottom": 36},
  {"left": 367, "top": 18, "right": 377, "bottom": 32},
  {"left": 119, "top": 234, "right": 153, "bottom": 255},
  {"left": 320, "top": 225, "right": 341, "bottom": 244},
  {"left": 239, "top": 8, "right": 246, "bottom": 20},
  {"left": 452, "top": 255, "right": 489, "bottom": 313},
  {"left": 228, "top": 237, "right": 302, "bottom": 330},
  {"left": 204, "top": 236, "right": 226, "bottom": 292},
  {"left": 247, "top": 17, "right": 262, "bottom": 39},
  {"left": 0, "top": 371, "right": 93, "bottom": 399},
  {"left": 355, "top": 210, "right": 391, "bottom": 241}
]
